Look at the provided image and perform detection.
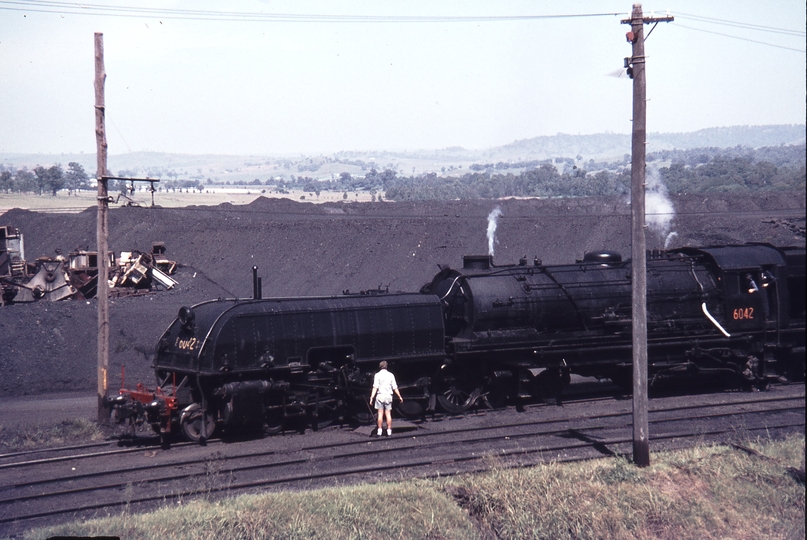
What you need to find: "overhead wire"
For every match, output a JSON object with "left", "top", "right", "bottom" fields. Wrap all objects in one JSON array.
[
  {"left": 670, "top": 11, "right": 805, "bottom": 53},
  {"left": 106, "top": 115, "right": 148, "bottom": 175},
  {"left": 674, "top": 12, "right": 805, "bottom": 37},
  {"left": 674, "top": 23, "right": 806, "bottom": 53},
  {"left": 0, "top": 1, "right": 623, "bottom": 22}
]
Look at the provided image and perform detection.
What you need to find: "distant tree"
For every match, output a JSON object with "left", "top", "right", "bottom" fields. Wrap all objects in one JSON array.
[
  {"left": 64, "top": 162, "right": 90, "bottom": 193},
  {"left": 0, "top": 170, "right": 12, "bottom": 192},
  {"left": 34, "top": 164, "right": 65, "bottom": 195},
  {"left": 14, "top": 168, "right": 37, "bottom": 193}
]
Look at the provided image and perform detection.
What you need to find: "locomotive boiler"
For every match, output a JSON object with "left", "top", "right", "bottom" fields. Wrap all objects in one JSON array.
[
  {"left": 422, "top": 244, "right": 804, "bottom": 410},
  {"left": 110, "top": 243, "right": 805, "bottom": 444}
]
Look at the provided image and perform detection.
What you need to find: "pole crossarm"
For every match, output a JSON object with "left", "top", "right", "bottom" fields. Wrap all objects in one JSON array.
[
  {"left": 621, "top": 15, "right": 674, "bottom": 24},
  {"left": 101, "top": 176, "right": 161, "bottom": 207},
  {"left": 101, "top": 176, "right": 160, "bottom": 183}
]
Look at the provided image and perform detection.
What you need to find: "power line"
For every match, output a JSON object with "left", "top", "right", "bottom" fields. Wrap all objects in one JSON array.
[
  {"left": 675, "top": 12, "right": 805, "bottom": 36},
  {"left": 674, "top": 23, "right": 806, "bottom": 53},
  {"left": 0, "top": 1, "right": 623, "bottom": 23}
]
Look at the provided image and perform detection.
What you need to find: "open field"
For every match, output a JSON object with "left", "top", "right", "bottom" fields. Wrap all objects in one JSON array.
[{"left": 0, "top": 189, "right": 380, "bottom": 213}]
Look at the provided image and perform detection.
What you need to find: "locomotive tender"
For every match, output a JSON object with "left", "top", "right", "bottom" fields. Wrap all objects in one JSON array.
[{"left": 111, "top": 243, "right": 805, "bottom": 443}]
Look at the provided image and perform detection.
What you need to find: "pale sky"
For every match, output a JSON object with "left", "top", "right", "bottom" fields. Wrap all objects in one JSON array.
[{"left": 1, "top": 1, "right": 804, "bottom": 156}]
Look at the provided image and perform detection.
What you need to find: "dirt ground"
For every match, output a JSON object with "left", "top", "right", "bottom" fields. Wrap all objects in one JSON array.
[{"left": 0, "top": 193, "right": 804, "bottom": 398}]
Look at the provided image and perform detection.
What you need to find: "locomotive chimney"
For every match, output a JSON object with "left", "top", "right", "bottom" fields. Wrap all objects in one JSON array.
[{"left": 463, "top": 255, "right": 492, "bottom": 270}]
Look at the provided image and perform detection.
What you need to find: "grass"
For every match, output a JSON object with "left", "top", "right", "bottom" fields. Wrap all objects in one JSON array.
[
  {"left": 0, "top": 419, "right": 106, "bottom": 452},
  {"left": 442, "top": 438, "right": 805, "bottom": 540},
  {"left": 15, "top": 434, "right": 805, "bottom": 540}
]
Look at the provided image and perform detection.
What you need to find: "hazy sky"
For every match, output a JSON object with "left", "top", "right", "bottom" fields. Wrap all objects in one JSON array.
[{"left": 1, "top": 1, "right": 804, "bottom": 156}]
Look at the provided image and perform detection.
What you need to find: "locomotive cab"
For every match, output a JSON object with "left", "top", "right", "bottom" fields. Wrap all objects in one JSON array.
[{"left": 676, "top": 244, "right": 790, "bottom": 334}]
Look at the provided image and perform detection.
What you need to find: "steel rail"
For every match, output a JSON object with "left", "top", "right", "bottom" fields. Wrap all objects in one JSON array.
[
  {"left": 0, "top": 395, "right": 801, "bottom": 515},
  {"left": 0, "top": 389, "right": 801, "bottom": 472},
  {"left": 2, "top": 417, "right": 802, "bottom": 528}
]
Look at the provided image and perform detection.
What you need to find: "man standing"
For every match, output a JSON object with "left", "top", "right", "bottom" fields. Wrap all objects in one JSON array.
[{"left": 369, "top": 361, "right": 403, "bottom": 437}]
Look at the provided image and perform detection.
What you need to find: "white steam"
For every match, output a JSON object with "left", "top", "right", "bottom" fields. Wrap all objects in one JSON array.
[
  {"left": 487, "top": 206, "right": 503, "bottom": 256},
  {"left": 664, "top": 231, "right": 678, "bottom": 249},
  {"left": 645, "top": 167, "right": 677, "bottom": 248}
]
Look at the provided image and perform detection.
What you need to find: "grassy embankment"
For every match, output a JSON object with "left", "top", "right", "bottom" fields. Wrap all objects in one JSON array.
[{"left": 13, "top": 434, "right": 805, "bottom": 540}]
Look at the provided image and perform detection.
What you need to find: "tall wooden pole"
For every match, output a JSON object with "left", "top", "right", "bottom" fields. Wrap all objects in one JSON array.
[
  {"left": 95, "top": 32, "right": 110, "bottom": 422},
  {"left": 622, "top": 3, "right": 673, "bottom": 467},
  {"left": 628, "top": 4, "right": 650, "bottom": 467}
]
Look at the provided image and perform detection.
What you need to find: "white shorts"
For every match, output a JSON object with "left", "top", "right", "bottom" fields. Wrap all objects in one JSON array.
[{"left": 375, "top": 398, "right": 392, "bottom": 410}]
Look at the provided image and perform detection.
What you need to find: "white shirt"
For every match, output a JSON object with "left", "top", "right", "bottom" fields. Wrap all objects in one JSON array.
[{"left": 373, "top": 369, "right": 398, "bottom": 403}]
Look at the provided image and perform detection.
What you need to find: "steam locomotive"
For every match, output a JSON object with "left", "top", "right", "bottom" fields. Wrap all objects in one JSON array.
[{"left": 110, "top": 243, "right": 805, "bottom": 443}]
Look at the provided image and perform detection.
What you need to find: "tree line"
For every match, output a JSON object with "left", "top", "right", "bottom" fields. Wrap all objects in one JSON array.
[
  {"left": 0, "top": 162, "right": 205, "bottom": 195},
  {"left": 1, "top": 144, "right": 803, "bottom": 200},
  {"left": 382, "top": 144, "right": 804, "bottom": 201},
  {"left": 0, "top": 162, "right": 91, "bottom": 195}
]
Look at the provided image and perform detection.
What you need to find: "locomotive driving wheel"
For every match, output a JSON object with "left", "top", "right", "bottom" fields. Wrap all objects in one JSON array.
[
  {"left": 436, "top": 378, "right": 482, "bottom": 414},
  {"left": 180, "top": 403, "right": 216, "bottom": 442}
]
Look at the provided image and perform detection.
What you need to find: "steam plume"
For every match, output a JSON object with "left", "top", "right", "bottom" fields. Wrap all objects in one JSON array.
[
  {"left": 664, "top": 231, "right": 678, "bottom": 249},
  {"left": 645, "top": 167, "right": 677, "bottom": 248},
  {"left": 487, "top": 206, "right": 502, "bottom": 256}
]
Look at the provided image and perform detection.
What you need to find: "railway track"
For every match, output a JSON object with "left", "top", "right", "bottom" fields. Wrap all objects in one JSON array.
[{"left": 0, "top": 384, "right": 803, "bottom": 535}]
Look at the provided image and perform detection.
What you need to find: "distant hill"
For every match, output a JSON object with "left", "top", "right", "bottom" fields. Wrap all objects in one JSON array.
[
  {"left": 1, "top": 124, "right": 803, "bottom": 183},
  {"left": 484, "top": 124, "right": 806, "bottom": 162}
]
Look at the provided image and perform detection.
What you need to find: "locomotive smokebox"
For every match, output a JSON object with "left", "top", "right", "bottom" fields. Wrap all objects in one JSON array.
[{"left": 463, "top": 255, "right": 492, "bottom": 270}]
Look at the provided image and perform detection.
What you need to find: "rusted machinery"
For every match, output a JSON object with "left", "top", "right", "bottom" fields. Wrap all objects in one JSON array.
[{"left": 1, "top": 225, "right": 178, "bottom": 305}]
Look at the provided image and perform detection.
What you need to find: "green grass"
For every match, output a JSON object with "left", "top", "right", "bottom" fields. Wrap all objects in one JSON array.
[
  {"left": 442, "top": 438, "right": 805, "bottom": 540},
  {"left": 15, "top": 434, "right": 806, "bottom": 540}
]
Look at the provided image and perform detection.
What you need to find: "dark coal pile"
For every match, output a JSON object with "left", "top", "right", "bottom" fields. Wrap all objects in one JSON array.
[{"left": 0, "top": 193, "right": 804, "bottom": 398}]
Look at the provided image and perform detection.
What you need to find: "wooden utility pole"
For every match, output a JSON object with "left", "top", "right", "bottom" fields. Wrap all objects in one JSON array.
[
  {"left": 95, "top": 32, "right": 110, "bottom": 422},
  {"left": 622, "top": 4, "right": 673, "bottom": 467}
]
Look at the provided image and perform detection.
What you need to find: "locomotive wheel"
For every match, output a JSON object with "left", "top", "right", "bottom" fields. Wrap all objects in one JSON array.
[
  {"left": 437, "top": 384, "right": 481, "bottom": 414},
  {"left": 263, "top": 410, "right": 284, "bottom": 435},
  {"left": 481, "top": 389, "right": 508, "bottom": 410},
  {"left": 309, "top": 400, "right": 338, "bottom": 431},
  {"left": 349, "top": 396, "right": 374, "bottom": 425},
  {"left": 534, "top": 369, "right": 569, "bottom": 405},
  {"left": 180, "top": 404, "right": 216, "bottom": 442},
  {"left": 396, "top": 399, "right": 424, "bottom": 418}
]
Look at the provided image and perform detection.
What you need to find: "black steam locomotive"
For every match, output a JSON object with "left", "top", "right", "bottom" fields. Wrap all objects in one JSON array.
[{"left": 110, "top": 243, "right": 805, "bottom": 443}]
